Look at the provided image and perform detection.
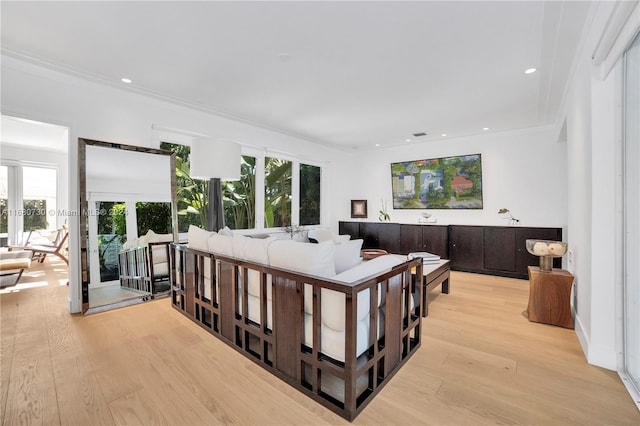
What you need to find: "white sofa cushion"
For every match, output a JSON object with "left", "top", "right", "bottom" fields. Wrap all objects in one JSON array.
[
  {"left": 268, "top": 240, "right": 336, "bottom": 278},
  {"left": 247, "top": 294, "right": 273, "bottom": 329},
  {"left": 309, "top": 228, "right": 334, "bottom": 243},
  {"left": 330, "top": 255, "right": 404, "bottom": 321},
  {"left": 321, "top": 287, "right": 370, "bottom": 331},
  {"left": 333, "top": 239, "right": 363, "bottom": 274},
  {"left": 332, "top": 255, "right": 403, "bottom": 283},
  {"left": 188, "top": 225, "right": 216, "bottom": 251},
  {"left": 146, "top": 230, "right": 173, "bottom": 243},
  {"left": 219, "top": 226, "right": 234, "bottom": 237},
  {"left": 304, "top": 314, "right": 369, "bottom": 362},
  {"left": 207, "top": 233, "right": 234, "bottom": 257}
]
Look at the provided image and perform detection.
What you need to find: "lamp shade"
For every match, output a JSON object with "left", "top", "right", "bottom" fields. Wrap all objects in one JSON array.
[{"left": 190, "top": 138, "right": 241, "bottom": 180}]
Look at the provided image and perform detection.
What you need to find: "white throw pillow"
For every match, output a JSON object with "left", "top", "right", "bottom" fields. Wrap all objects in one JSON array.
[
  {"left": 219, "top": 226, "right": 234, "bottom": 237},
  {"left": 268, "top": 240, "right": 336, "bottom": 278},
  {"left": 146, "top": 230, "right": 173, "bottom": 243},
  {"left": 333, "top": 234, "right": 351, "bottom": 244},
  {"left": 232, "top": 235, "right": 248, "bottom": 259},
  {"left": 333, "top": 239, "right": 363, "bottom": 274},
  {"left": 188, "top": 225, "right": 215, "bottom": 251},
  {"left": 242, "top": 236, "right": 274, "bottom": 265},
  {"left": 309, "top": 228, "right": 334, "bottom": 243},
  {"left": 207, "top": 233, "right": 234, "bottom": 256}
]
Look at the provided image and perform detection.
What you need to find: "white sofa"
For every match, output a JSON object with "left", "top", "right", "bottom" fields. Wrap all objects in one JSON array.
[
  {"left": 118, "top": 230, "right": 173, "bottom": 294},
  {"left": 172, "top": 225, "right": 423, "bottom": 421}
]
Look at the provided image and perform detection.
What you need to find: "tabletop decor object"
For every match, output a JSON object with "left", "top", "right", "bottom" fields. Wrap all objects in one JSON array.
[{"left": 525, "top": 239, "right": 567, "bottom": 272}]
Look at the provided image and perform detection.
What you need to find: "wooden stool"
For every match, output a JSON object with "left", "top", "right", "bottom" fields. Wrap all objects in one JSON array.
[{"left": 527, "top": 266, "right": 574, "bottom": 329}]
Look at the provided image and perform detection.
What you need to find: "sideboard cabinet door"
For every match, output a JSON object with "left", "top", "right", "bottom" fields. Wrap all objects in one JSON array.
[
  {"left": 449, "top": 226, "right": 484, "bottom": 272},
  {"left": 423, "top": 225, "right": 449, "bottom": 259},
  {"left": 483, "top": 227, "right": 517, "bottom": 272},
  {"left": 399, "top": 224, "right": 423, "bottom": 254},
  {"left": 339, "top": 221, "right": 360, "bottom": 240}
]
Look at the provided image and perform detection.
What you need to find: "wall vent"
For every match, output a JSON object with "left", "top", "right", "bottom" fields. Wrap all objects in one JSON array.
[{"left": 412, "top": 132, "right": 427, "bottom": 137}]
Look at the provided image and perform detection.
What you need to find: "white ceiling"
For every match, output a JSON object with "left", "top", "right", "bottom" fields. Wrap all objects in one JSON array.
[
  {"left": 0, "top": 1, "right": 593, "bottom": 150},
  {"left": 1, "top": 115, "right": 68, "bottom": 152}
]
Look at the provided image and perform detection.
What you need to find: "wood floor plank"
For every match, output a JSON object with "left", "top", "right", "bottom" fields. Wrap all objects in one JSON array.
[
  {"left": 0, "top": 292, "right": 20, "bottom": 424},
  {"left": 2, "top": 264, "right": 639, "bottom": 425}
]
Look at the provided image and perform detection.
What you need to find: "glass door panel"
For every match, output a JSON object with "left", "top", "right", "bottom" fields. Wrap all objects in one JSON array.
[
  {"left": 0, "top": 166, "right": 7, "bottom": 246},
  {"left": 624, "top": 31, "right": 640, "bottom": 396},
  {"left": 22, "top": 166, "right": 56, "bottom": 232},
  {"left": 88, "top": 201, "right": 127, "bottom": 286}
]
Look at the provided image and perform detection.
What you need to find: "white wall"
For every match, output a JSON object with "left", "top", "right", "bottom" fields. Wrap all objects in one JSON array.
[
  {"left": 1, "top": 54, "right": 343, "bottom": 313},
  {"left": 330, "top": 125, "right": 568, "bottom": 230},
  {"left": 559, "top": 1, "right": 635, "bottom": 370}
]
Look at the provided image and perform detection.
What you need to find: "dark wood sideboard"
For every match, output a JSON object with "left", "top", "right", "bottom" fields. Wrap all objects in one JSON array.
[{"left": 339, "top": 221, "right": 562, "bottom": 280}]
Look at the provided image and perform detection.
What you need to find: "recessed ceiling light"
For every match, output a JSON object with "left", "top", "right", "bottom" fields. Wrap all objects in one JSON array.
[
  {"left": 121, "top": 78, "right": 132, "bottom": 84},
  {"left": 375, "top": 144, "right": 380, "bottom": 147},
  {"left": 524, "top": 68, "right": 537, "bottom": 74},
  {"left": 405, "top": 139, "right": 411, "bottom": 142},
  {"left": 441, "top": 133, "right": 447, "bottom": 137},
  {"left": 482, "top": 127, "right": 490, "bottom": 131}
]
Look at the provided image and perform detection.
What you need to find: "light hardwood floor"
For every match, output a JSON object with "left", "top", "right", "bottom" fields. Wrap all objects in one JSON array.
[{"left": 2, "top": 267, "right": 639, "bottom": 425}]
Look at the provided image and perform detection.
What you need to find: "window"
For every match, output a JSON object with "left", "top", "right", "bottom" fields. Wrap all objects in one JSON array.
[
  {"left": 264, "top": 157, "right": 292, "bottom": 227},
  {"left": 223, "top": 155, "right": 256, "bottom": 230},
  {"left": 162, "top": 141, "right": 258, "bottom": 231},
  {"left": 300, "top": 163, "right": 320, "bottom": 225},
  {"left": 160, "top": 141, "right": 207, "bottom": 232},
  {"left": 96, "top": 201, "right": 127, "bottom": 282},
  {"left": 161, "top": 141, "right": 323, "bottom": 232},
  {"left": 135, "top": 202, "right": 172, "bottom": 235},
  {"left": 0, "top": 166, "right": 7, "bottom": 245},
  {"left": 22, "top": 166, "right": 56, "bottom": 231}
]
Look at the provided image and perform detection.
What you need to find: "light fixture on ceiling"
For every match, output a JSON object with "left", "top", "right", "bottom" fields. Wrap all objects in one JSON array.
[
  {"left": 482, "top": 127, "right": 490, "bottom": 131},
  {"left": 375, "top": 143, "right": 381, "bottom": 147},
  {"left": 524, "top": 68, "right": 537, "bottom": 74},
  {"left": 405, "top": 139, "right": 411, "bottom": 142},
  {"left": 441, "top": 133, "right": 447, "bottom": 137},
  {"left": 121, "top": 78, "right": 132, "bottom": 84}
]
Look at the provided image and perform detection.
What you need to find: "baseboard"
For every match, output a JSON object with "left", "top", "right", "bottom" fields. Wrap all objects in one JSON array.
[{"left": 574, "top": 312, "right": 617, "bottom": 370}]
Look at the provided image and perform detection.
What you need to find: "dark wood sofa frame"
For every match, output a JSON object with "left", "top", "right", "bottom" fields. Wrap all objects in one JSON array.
[
  {"left": 119, "top": 241, "right": 171, "bottom": 295},
  {"left": 169, "top": 243, "right": 423, "bottom": 421}
]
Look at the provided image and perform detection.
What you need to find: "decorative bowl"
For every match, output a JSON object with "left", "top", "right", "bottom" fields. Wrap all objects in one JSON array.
[
  {"left": 525, "top": 239, "right": 567, "bottom": 271},
  {"left": 361, "top": 249, "right": 388, "bottom": 260}
]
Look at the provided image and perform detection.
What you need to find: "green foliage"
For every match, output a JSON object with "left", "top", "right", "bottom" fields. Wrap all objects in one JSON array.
[
  {"left": 175, "top": 156, "right": 209, "bottom": 230},
  {"left": 96, "top": 201, "right": 127, "bottom": 269},
  {"left": 0, "top": 199, "right": 7, "bottom": 233},
  {"left": 22, "top": 199, "right": 47, "bottom": 231},
  {"left": 264, "top": 157, "right": 292, "bottom": 227},
  {"left": 161, "top": 142, "right": 206, "bottom": 231},
  {"left": 299, "top": 164, "right": 320, "bottom": 225},
  {"left": 135, "top": 202, "right": 172, "bottom": 235},
  {"left": 223, "top": 155, "right": 256, "bottom": 229}
]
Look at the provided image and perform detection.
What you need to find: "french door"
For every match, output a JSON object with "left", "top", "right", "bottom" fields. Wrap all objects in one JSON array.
[
  {"left": 623, "top": 30, "right": 640, "bottom": 399},
  {"left": 88, "top": 200, "right": 127, "bottom": 287}
]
